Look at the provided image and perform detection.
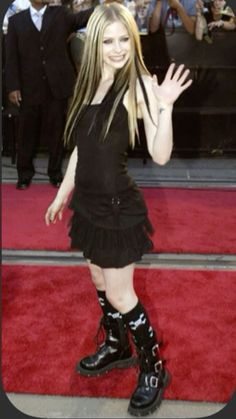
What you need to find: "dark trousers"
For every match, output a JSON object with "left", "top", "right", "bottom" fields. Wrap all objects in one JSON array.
[{"left": 17, "top": 91, "right": 67, "bottom": 181}]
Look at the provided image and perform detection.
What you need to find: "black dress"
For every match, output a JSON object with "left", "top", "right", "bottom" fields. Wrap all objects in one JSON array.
[{"left": 69, "top": 89, "right": 154, "bottom": 268}]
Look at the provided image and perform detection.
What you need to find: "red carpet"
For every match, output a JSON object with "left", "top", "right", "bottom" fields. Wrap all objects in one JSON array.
[
  {"left": 2, "top": 264, "right": 236, "bottom": 402},
  {"left": 2, "top": 184, "right": 236, "bottom": 254}
]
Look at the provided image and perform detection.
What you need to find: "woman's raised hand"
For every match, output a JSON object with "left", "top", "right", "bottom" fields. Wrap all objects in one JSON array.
[{"left": 152, "top": 63, "right": 192, "bottom": 106}]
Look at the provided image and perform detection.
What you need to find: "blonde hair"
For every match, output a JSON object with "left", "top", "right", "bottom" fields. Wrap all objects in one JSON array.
[{"left": 64, "top": 2, "right": 150, "bottom": 148}]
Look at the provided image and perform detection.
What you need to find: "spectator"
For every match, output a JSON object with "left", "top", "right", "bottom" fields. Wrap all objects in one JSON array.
[
  {"left": 134, "top": 0, "right": 154, "bottom": 33},
  {"left": 149, "top": 0, "right": 196, "bottom": 34},
  {"left": 5, "top": 0, "right": 93, "bottom": 190},
  {"left": 195, "top": 0, "right": 235, "bottom": 42},
  {"left": 69, "top": 1, "right": 94, "bottom": 71},
  {"left": 2, "top": 0, "right": 30, "bottom": 34}
]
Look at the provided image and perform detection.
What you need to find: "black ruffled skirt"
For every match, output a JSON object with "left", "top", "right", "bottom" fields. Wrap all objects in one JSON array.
[{"left": 69, "top": 210, "right": 154, "bottom": 268}]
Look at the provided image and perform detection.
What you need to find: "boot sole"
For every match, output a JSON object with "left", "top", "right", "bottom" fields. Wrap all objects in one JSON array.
[
  {"left": 128, "top": 370, "right": 170, "bottom": 417},
  {"left": 76, "top": 356, "right": 137, "bottom": 377}
]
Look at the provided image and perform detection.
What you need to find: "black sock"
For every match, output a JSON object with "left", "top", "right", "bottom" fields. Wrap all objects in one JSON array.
[
  {"left": 123, "top": 300, "right": 155, "bottom": 348},
  {"left": 96, "top": 289, "right": 122, "bottom": 320}
]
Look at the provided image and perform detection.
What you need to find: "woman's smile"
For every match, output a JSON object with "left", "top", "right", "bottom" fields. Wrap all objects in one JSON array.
[{"left": 102, "top": 21, "right": 131, "bottom": 73}]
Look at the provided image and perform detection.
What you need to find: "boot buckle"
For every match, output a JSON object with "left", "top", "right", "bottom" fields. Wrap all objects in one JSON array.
[
  {"left": 149, "top": 375, "right": 159, "bottom": 388},
  {"left": 152, "top": 343, "right": 159, "bottom": 356},
  {"left": 154, "top": 360, "right": 162, "bottom": 373}
]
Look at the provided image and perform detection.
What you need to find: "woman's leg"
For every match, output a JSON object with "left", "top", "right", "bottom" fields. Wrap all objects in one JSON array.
[
  {"left": 103, "top": 264, "right": 169, "bottom": 417},
  {"left": 102, "top": 263, "right": 138, "bottom": 313},
  {"left": 76, "top": 261, "right": 135, "bottom": 376},
  {"left": 87, "top": 260, "right": 123, "bottom": 320},
  {"left": 87, "top": 260, "right": 106, "bottom": 290}
]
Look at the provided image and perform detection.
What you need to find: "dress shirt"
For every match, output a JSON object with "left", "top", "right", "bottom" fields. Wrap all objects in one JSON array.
[{"left": 30, "top": 5, "right": 47, "bottom": 31}]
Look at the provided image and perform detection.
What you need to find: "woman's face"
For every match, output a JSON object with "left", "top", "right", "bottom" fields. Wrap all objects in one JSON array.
[
  {"left": 72, "top": 0, "right": 92, "bottom": 13},
  {"left": 102, "top": 21, "right": 131, "bottom": 74},
  {"left": 212, "top": 0, "right": 226, "bottom": 11},
  {"left": 136, "top": 0, "right": 150, "bottom": 19}
]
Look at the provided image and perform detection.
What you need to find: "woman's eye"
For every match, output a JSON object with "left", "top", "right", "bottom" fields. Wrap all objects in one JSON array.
[{"left": 103, "top": 37, "right": 129, "bottom": 44}]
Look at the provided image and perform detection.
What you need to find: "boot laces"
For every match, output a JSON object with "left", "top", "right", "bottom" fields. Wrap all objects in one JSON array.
[{"left": 94, "top": 317, "right": 106, "bottom": 348}]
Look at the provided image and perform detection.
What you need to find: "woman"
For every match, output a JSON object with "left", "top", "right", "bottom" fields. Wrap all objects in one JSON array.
[
  {"left": 45, "top": 3, "right": 192, "bottom": 416},
  {"left": 195, "top": 0, "right": 235, "bottom": 42}
]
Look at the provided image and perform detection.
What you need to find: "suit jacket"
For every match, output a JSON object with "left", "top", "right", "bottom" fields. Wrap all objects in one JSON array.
[{"left": 5, "top": 6, "right": 93, "bottom": 105}]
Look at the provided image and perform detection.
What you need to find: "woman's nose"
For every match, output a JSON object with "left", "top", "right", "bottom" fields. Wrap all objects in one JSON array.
[{"left": 113, "top": 41, "right": 122, "bottom": 52}]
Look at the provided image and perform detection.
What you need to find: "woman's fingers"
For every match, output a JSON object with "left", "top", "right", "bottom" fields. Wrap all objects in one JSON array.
[
  {"left": 165, "top": 62, "right": 176, "bottom": 80},
  {"left": 180, "top": 78, "right": 193, "bottom": 92},
  {"left": 166, "top": 63, "right": 191, "bottom": 86},
  {"left": 45, "top": 207, "right": 56, "bottom": 225},
  {"left": 152, "top": 74, "right": 159, "bottom": 86},
  {"left": 178, "top": 68, "right": 191, "bottom": 85},
  {"left": 172, "top": 64, "right": 186, "bottom": 81},
  {"left": 45, "top": 211, "right": 51, "bottom": 226}
]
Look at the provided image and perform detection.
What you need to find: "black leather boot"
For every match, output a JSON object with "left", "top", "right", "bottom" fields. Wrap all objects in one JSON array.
[
  {"left": 128, "top": 339, "right": 170, "bottom": 417},
  {"left": 76, "top": 316, "right": 137, "bottom": 376}
]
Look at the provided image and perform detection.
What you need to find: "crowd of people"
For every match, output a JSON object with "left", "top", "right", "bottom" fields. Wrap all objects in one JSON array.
[
  {"left": 195, "top": 0, "right": 235, "bottom": 42},
  {"left": 3, "top": 1, "right": 235, "bottom": 189},
  {"left": 3, "top": 1, "right": 236, "bottom": 38}
]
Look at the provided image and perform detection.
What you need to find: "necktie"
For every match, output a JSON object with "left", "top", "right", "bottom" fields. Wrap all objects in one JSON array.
[{"left": 34, "top": 13, "right": 42, "bottom": 31}]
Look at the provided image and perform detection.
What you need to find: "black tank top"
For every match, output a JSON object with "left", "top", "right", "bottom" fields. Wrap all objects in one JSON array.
[{"left": 69, "top": 89, "right": 148, "bottom": 228}]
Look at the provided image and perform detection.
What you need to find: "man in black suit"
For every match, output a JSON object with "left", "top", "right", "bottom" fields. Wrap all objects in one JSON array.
[{"left": 5, "top": 0, "right": 93, "bottom": 189}]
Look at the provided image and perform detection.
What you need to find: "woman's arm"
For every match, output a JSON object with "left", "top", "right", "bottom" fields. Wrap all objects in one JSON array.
[
  {"left": 195, "top": 0, "right": 207, "bottom": 40},
  {"left": 56, "top": 146, "right": 78, "bottom": 201},
  {"left": 138, "top": 63, "right": 192, "bottom": 165},
  {"left": 208, "top": 19, "right": 236, "bottom": 31},
  {"left": 45, "top": 146, "right": 78, "bottom": 225}
]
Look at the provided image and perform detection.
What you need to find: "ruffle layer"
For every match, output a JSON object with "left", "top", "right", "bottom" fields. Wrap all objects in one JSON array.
[{"left": 69, "top": 210, "right": 154, "bottom": 268}]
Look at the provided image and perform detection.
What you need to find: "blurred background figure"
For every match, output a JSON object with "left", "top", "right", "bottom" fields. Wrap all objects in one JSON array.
[
  {"left": 69, "top": 0, "right": 94, "bottom": 71},
  {"left": 148, "top": 0, "right": 196, "bottom": 34},
  {"left": 49, "top": 0, "right": 63, "bottom": 4},
  {"left": 135, "top": 0, "right": 153, "bottom": 33},
  {"left": 5, "top": 0, "right": 93, "bottom": 190},
  {"left": 2, "top": 1, "right": 31, "bottom": 160},
  {"left": 195, "top": 0, "right": 235, "bottom": 42},
  {"left": 2, "top": 0, "right": 30, "bottom": 34}
]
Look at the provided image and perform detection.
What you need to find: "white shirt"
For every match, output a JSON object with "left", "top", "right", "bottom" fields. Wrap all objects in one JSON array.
[{"left": 30, "top": 5, "right": 47, "bottom": 30}]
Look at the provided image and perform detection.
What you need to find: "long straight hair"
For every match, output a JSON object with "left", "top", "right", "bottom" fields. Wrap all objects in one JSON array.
[{"left": 64, "top": 3, "right": 150, "bottom": 148}]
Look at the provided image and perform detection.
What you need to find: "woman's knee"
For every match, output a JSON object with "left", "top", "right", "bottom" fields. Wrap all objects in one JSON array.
[
  {"left": 106, "top": 290, "right": 124, "bottom": 311},
  {"left": 88, "top": 262, "right": 105, "bottom": 289},
  {"left": 106, "top": 289, "right": 136, "bottom": 313}
]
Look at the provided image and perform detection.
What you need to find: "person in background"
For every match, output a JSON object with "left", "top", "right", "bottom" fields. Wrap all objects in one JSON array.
[
  {"left": 3, "top": 0, "right": 31, "bottom": 34},
  {"left": 69, "top": 0, "right": 97, "bottom": 71},
  {"left": 134, "top": 0, "right": 154, "bottom": 33},
  {"left": 148, "top": 0, "right": 196, "bottom": 34},
  {"left": 45, "top": 3, "right": 192, "bottom": 416},
  {"left": 2, "top": 0, "right": 65, "bottom": 34},
  {"left": 5, "top": 0, "right": 93, "bottom": 190},
  {"left": 195, "top": 0, "right": 235, "bottom": 41}
]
